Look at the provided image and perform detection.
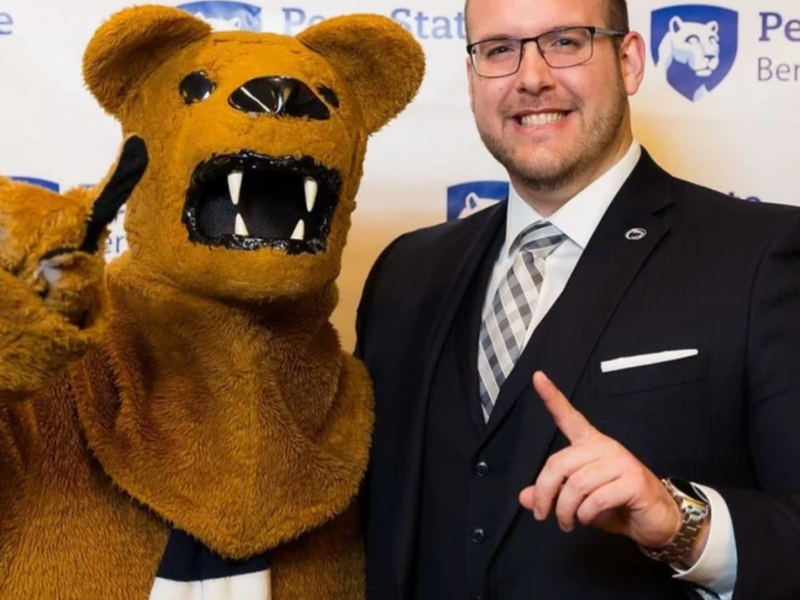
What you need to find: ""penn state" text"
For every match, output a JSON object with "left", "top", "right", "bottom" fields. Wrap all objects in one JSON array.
[
  {"left": 282, "top": 7, "right": 465, "bottom": 39},
  {"left": 758, "top": 12, "right": 800, "bottom": 82}
]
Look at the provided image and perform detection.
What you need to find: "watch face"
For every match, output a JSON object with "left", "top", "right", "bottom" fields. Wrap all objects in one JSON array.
[{"left": 670, "top": 478, "right": 704, "bottom": 502}]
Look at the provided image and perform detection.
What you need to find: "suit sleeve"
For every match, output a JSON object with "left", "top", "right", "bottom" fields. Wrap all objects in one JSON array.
[
  {"left": 354, "top": 232, "right": 409, "bottom": 361},
  {"left": 355, "top": 231, "right": 410, "bottom": 537},
  {"left": 720, "top": 210, "right": 800, "bottom": 600}
]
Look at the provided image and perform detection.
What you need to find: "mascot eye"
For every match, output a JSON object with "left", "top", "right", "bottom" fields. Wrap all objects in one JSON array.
[{"left": 180, "top": 71, "right": 216, "bottom": 105}]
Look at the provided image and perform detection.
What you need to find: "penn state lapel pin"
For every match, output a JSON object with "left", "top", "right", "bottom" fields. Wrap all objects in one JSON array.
[{"left": 625, "top": 227, "right": 647, "bottom": 241}]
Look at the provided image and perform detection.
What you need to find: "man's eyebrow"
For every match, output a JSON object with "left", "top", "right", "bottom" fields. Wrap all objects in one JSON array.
[{"left": 472, "top": 23, "right": 593, "bottom": 40}]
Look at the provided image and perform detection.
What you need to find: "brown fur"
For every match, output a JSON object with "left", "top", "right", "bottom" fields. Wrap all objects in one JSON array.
[{"left": 0, "top": 5, "right": 424, "bottom": 598}]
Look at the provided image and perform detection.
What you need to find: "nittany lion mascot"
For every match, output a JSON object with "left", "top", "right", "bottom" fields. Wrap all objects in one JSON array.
[{"left": 0, "top": 5, "right": 423, "bottom": 599}]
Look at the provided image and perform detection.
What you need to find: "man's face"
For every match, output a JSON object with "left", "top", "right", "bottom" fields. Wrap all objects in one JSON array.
[{"left": 467, "top": 0, "right": 639, "bottom": 192}]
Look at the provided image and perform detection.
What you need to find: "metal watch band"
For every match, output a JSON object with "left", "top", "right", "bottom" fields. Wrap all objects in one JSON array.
[{"left": 640, "top": 478, "right": 710, "bottom": 565}]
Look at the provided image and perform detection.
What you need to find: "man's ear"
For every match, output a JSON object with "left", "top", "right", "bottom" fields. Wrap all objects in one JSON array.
[
  {"left": 83, "top": 5, "right": 211, "bottom": 118},
  {"left": 299, "top": 15, "right": 425, "bottom": 134}
]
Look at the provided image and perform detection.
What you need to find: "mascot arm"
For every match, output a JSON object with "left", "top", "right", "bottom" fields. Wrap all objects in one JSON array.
[{"left": 0, "top": 137, "right": 147, "bottom": 403}]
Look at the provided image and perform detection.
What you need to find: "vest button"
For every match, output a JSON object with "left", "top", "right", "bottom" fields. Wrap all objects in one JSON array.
[
  {"left": 471, "top": 528, "right": 486, "bottom": 544},
  {"left": 475, "top": 461, "right": 490, "bottom": 477},
  {"left": 470, "top": 595, "right": 483, "bottom": 600}
]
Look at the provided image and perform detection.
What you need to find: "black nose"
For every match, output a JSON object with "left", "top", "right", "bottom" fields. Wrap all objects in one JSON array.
[{"left": 228, "top": 77, "right": 330, "bottom": 120}]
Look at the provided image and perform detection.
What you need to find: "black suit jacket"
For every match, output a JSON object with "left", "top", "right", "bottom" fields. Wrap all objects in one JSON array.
[{"left": 356, "top": 151, "right": 800, "bottom": 599}]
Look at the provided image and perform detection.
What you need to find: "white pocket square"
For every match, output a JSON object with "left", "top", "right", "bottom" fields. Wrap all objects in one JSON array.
[{"left": 600, "top": 349, "right": 699, "bottom": 374}]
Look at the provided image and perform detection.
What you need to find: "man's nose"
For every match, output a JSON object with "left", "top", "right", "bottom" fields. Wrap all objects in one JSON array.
[
  {"left": 228, "top": 77, "right": 331, "bottom": 120},
  {"left": 515, "top": 45, "right": 557, "bottom": 93}
]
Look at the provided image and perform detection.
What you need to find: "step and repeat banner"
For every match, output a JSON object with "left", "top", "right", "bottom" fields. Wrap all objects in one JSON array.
[{"left": 1, "top": 1, "right": 798, "bottom": 348}]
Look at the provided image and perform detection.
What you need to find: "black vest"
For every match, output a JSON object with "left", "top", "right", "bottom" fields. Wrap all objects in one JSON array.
[{"left": 413, "top": 232, "right": 524, "bottom": 600}]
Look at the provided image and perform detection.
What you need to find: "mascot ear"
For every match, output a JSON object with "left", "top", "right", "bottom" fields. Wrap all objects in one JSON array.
[
  {"left": 83, "top": 5, "right": 211, "bottom": 118},
  {"left": 299, "top": 15, "right": 425, "bottom": 134}
]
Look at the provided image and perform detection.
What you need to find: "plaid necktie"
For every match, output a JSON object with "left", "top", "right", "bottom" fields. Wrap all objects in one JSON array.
[{"left": 477, "top": 221, "right": 566, "bottom": 421}]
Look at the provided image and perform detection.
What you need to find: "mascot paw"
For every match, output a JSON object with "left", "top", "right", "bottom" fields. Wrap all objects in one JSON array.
[{"left": 0, "top": 136, "right": 147, "bottom": 400}]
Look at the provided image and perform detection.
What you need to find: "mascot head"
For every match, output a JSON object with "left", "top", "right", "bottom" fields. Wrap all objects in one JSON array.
[{"left": 83, "top": 6, "right": 424, "bottom": 301}]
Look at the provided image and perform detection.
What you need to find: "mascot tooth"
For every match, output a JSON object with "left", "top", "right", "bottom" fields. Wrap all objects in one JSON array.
[{"left": 0, "top": 5, "right": 424, "bottom": 599}]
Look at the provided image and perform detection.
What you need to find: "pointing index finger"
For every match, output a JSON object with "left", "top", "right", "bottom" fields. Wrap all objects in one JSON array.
[{"left": 533, "top": 371, "right": 594, "bottom": 444}]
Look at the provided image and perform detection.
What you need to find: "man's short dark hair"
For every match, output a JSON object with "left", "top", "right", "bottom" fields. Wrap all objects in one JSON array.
[{"left": 464, "top": 0, "right": 630, "bottom": 42}]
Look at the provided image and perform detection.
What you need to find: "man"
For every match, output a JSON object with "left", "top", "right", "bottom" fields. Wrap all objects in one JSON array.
[{"left": 356, "top": 0, "right": 800, "bottom": 598}]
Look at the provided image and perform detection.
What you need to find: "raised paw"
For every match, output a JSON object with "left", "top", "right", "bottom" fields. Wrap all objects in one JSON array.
[{"left": 0, "top": 136, "right": 147, "bottom": 400}]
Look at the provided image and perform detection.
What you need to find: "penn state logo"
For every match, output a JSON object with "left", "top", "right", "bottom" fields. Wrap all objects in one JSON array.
[
  {"left": 447, "top": 181, "right": 507, "bottom": 221},
  {"left": 177, "top": 1, "right": 262, "bottom": 32},
  {"left": 651, "top": 5, "right": 738, "bottom": 102}
]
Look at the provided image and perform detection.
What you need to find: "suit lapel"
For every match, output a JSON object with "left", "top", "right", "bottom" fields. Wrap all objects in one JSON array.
[
  {"left": 484, "top": 152, "right": 678, "bottom": 558},
  {"left": 393, "top": 202, "right": 506, "bottom": 587}
]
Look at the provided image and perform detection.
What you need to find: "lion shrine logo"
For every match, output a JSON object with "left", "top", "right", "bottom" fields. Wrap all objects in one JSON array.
[
  {"left": 651, "top": 5, "right": 738, "bottom": 102},
  {"left": 176, "top": 1, "right": 262, "bottom": 32},
  {"left": 447, "top": 181, "right": 508, "bottom": 221}
]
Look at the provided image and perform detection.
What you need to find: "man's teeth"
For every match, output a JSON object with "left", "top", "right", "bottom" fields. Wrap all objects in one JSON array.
[
  {"left": 290, "top": 219, "right": 305, "bottom": 241},
  {"left": 520, "top": 112, "right": 566, "bottom": 127},
  {"left": 235, "top": 213, "right": 249, "bottom": 237},
  {"left": 228, "top": 171, "right": 243, "bottom": 206},
  {"left": 304, "top": 177, "right": 318, "bottom": 213}
]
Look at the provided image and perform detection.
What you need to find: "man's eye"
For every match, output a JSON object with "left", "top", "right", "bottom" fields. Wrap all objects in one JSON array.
[
  {"left": 553, "top": 37, "right": 579, "bottom": 48},
  {"left": 487, "top": 46, "right": 511, "bottom": 57}
]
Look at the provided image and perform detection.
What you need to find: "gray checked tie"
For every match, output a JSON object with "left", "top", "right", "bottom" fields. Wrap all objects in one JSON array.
[{"left": 477, "top": 221, "right": 566, "bottom": 421}]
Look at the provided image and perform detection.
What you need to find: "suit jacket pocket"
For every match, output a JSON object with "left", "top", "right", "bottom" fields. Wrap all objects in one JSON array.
[{"left": 594, "top": 351, "right": 708, "bottom": 398}]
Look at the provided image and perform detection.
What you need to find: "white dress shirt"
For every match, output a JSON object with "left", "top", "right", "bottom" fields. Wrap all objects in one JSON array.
[{"left": 481, "top": 141, "right": 737, "bottom": 598}]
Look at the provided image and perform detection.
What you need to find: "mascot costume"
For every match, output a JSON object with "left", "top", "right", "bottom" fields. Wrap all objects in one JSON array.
[{"left": 0, "top": 5, "right": 424, "bottom": 599}]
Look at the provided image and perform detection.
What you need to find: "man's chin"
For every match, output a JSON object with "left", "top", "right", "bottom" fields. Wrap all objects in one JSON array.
[
  {"left": 505, "top": 154, "right": 583, "bottom": 192},
  {"left": 480, "top": 130, "right": 582, "bottom": 189}
]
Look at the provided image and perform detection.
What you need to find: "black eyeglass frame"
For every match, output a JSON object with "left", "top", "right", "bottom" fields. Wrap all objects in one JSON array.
[{"left": 466, "top": 26, "right": 629, "bottom": 78}]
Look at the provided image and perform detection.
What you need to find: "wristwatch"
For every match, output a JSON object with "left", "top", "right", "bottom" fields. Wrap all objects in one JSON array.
[{"left": 640, "top": 477, "right": 710, "bottom": 567}]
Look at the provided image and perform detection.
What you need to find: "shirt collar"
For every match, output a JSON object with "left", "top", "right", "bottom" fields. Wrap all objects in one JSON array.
[{"left": 504, "top": 141, "right": 642, "bottom": 255}]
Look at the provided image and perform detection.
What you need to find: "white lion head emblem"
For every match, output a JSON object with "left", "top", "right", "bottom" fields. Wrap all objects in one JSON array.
[
  {"left": 458, "top": 192, "right": 501, "bottom": 220},
  {"left": 657, "top": 16, "right": 720, "bottom": 77},
  {"left": 194, "top": 12, "right": 242, "bottom": 31}
]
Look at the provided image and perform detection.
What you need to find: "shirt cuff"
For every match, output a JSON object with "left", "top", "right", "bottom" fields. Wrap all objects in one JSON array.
[{"left": 672, "top": 484, "right": 737, "bottom": 598}]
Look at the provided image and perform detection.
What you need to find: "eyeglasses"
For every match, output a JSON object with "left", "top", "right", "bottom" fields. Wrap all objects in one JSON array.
[{"left": 467, "top": 26, "right": 628, "bottom": 78}]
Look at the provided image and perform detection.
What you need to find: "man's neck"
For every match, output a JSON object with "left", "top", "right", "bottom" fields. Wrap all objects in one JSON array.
[{"left": 513, "top": 135, "right": 634, "bottom": 217}]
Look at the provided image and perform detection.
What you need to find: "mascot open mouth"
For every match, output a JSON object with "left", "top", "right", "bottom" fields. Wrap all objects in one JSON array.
[{"left": 183, "top": 152, "right": 341, "bottom": 254}]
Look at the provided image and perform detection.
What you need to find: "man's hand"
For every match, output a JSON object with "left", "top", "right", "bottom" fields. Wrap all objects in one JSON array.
[{"left": 519, "top": 371, "right": 706, "bottom": 558}]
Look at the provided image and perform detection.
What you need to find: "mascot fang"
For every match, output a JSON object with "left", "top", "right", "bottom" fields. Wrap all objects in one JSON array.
[{"left": 0, "top": 5, "right": 424, "bottom": 599}]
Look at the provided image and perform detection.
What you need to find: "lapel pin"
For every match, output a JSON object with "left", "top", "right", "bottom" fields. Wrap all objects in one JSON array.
[{"left": 625, "top": 228, "right": 647, "bottom": 241}]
